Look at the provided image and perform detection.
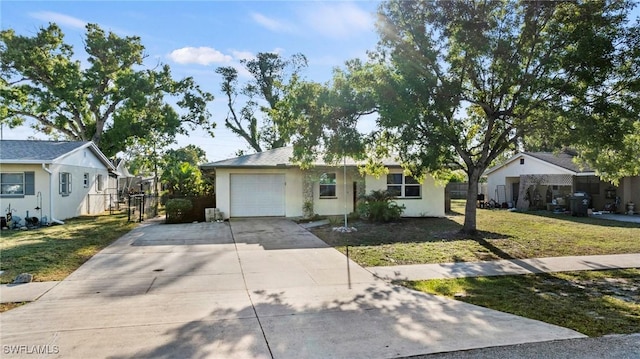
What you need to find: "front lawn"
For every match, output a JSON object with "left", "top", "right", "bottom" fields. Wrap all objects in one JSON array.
[
  {"left": 404, "top": 269, "right": 640, "bottom": 337},
  {"left": 0, "top": 213, "right": 137, "bottom": 284},
  {"left": 310, "top": 200, "right": 640, "bottom": 267}
]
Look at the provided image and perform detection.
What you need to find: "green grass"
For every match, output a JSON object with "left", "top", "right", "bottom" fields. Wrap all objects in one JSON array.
[
  {"left": 311, "top": 200, "right": 640, "bottom": 267},
  {"left": 0, "top": 213, "right": 137, "bottom": 284},
  {"left": 404, "top": 269, "right": 640, "bottom": 337}
]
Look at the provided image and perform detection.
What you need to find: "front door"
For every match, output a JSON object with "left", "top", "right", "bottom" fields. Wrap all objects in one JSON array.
[{"left": 512, "top": 182, "right": 520, "bottom": 206}]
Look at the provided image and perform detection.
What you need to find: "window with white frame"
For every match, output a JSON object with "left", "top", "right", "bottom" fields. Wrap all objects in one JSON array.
[
  {"left": 387, "top": 173, "right": 421, "bottom": 198},
  {"left": 84, "top": 173, "right": 89, "bottom": 188},
  {"left": 59, "top": 172, "right": 72, "bottom": 196},
  {"left": 1, "top": 173, "right": 24, "bottom": 195},
  {"left": 96, "top": 174, "right": 103, "bottom": 191},
  {"left": 319, "top": 173, "right": 337, "bottom": 198},
  {"left": 1, "top": 172, "right": 35, "bottom": 196}
]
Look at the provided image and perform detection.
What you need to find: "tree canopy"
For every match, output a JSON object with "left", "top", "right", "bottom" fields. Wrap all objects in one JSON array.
[
  {"left": 160, "top": 145, "right": 212, "bottom": 197},
  {"left": 364, "top": 0, "right": 640, "bottom": 233},
  {"left": 216, "top": 52, "right": 307, "bottom": 154},
  {"left": 278, "top": 59, "right": 377, "bottom": 167},
  {"left": 287, "top": 0, "right": 639, "bottom": 234},
  {"left": 0, "top": 23, "right": 214, "bottom": 157}
]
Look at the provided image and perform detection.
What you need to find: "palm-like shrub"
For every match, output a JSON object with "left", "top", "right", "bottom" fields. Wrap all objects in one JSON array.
[{"left": 357, "top": 190, "right": 405, "bottom": 223}]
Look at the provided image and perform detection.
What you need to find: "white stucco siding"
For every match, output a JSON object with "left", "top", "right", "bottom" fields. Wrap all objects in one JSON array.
[
  {"left": 215, "top": 166, "right": 444, "bottom": 218},
  {"left": 365, "top": 170, "right": 445, "bottom": 217},
  {"left": 47, "top": 164, "right": 111, "bottom": 219},
  {"left": 47, "top": 147, "right": 112, "bottom": 219},
  {"left": 312, "top": 168, "right": 356, "bottom": 216},
  {"left": 0, "top": 164, "right": 50, "bottom": 223},
  {"left": 215, "top": 168, "right": 304, "bottom": 219}
]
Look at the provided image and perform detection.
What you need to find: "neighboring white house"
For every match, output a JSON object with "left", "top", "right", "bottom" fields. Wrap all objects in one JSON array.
[
  {"left": 484, "top": 151, "right": 627, "bottom": 211},
  {"left": 200, "top": 147, "right": 445, "bottom": 219},
  {"left": 0, "top": 140, "right": 116, "bottom": 224}
]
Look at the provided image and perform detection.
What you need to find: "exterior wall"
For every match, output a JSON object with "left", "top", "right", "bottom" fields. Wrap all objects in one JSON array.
[
  {"left": 215, "top": 166, "right": 445, "bottom": 219},
  {"left": 215, "top": 167, "right": 305, "bottom": 219},
  {"left": 310, "top": 167, "right": 358, "bottom": 216},
  {"left": 365, "top": 170, "right": 445, "bottom": 217},
  {"left": 486, "top": 155, "right": 574, "bottom": 204},
  {"left": 1, "top": 147, "right": 113, "bottom": 223},
  {"left": 0, "top": 164, "right": 50, "bottom": 224},
  {"left": 619, "top": 175, "right": 640, "bottom": 214},
  {"left": 49, "top": 148, "right": 113, "bottom": 219}
]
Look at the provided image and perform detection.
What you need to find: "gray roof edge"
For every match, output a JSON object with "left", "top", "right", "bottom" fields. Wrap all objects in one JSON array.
[{"left": 0, "top": 160, "right": 53, "bottom": 165}]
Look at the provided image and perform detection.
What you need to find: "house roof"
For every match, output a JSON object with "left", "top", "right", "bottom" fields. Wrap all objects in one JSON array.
[
  {"left": 484, "top": 151, "right": 594, "bottom": 176},
  {"left": 526, "top": 151, "right": 592, "bottom": 173},
  {"left": 200, "top": 146, "right": 401, "bottom": 169},
  {"left": 0, "top": 140, "right": 115, "bottom": 170}
]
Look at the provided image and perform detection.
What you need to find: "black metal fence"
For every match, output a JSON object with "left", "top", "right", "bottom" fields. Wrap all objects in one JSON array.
[{"left": 127, "top": 193, "right": 158, "bottom": 222}]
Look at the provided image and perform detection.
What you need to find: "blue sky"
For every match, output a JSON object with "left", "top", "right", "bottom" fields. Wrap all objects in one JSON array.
[
  {"left": 1, "top": 1, "right": 382, "bottom": 161},
  {"left": 2, "top": 1, "right": 639, "bottom": 163}
]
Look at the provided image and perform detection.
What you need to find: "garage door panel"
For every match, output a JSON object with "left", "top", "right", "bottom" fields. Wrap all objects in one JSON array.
[{"left": 230, "top": 174, "right": 285, "bottom": 217}]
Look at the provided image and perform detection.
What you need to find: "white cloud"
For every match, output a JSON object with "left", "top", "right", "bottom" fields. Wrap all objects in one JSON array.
[
  {"left": 168, "top": 47, "right": 232, "bottom": 65},
  {"left": 301, "top": 2, "right": 374, "bottom": 39},
  {"left": 231, "top": 50, "right": 255, "bottom": 61},
  {"left": 29, "top": 11, "right": 87, "bottom": 29},
  {"left": 251, "top": 12, "right": 295, "bottom": 33}
]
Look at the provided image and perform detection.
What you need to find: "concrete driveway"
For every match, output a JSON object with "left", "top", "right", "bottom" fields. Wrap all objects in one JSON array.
[{"left": 0, "top": 218, "right": 584, "bottom": 358}]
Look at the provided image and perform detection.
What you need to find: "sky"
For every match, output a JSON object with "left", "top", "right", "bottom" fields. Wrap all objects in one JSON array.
[{"left": 0, "top": 0, "right": 382, "bottom": 162}]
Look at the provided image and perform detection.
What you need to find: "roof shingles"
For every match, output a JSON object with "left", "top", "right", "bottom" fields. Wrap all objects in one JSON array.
[{"left": 0, "top": 140, "right": 90, "bottom": 162}]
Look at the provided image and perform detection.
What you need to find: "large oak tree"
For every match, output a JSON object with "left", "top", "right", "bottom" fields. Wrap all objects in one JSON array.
[
  {"left": 369, "top": 0, "right": 639, "bottom": 233},
  {"left": 0, "top": 23, "right": 214, "bottom": 157}
]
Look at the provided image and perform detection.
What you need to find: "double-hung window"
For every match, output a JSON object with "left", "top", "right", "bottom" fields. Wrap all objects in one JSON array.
[
  {"left": 60, "top": 172, "right": 72, "bottom": 196},
  {"left": 319, "top": 173, "right": 337, "bottom": 198},
  {"left": 1, "top": 172, "right": 35, "bottom": 196},
  {"left": 1, "top": 173, "right": 24, "bottom": 195},
  {"left": 387, "top": 173, "right": 421, "bottom": 198}
]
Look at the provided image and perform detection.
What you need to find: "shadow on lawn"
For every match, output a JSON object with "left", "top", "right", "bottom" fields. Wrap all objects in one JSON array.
[
  {"left": 519, "top": 210, "right": 640, "bottom": 228},
  {"left": 406, "top": 268, "right": 640, "bottom": 337},
  {"left": 311, "top": 217, "right": 513, "bottom": 248}
]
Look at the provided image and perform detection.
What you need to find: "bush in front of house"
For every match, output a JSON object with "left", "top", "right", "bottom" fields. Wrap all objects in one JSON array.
[
  {"left": 358, "top": 190, "right": 405, "bottom": 223},
  {"left": 165, "top": 198, "right": 193, "bottom": 223}
]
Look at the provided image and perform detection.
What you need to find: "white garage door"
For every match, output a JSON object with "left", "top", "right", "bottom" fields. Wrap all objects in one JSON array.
[{"left": 230, "top": 174, "right": 286, "bottom": 217}]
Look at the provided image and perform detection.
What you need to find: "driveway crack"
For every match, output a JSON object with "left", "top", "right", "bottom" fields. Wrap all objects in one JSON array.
[{"left": 145, "top": 277, "right": 157, "bottom": 294}]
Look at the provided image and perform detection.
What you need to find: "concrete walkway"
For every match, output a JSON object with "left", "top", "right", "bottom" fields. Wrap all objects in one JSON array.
[
  {"left": 367, "top": 253, "right": 640, "bottom": 281},
  {"left": 0, "top": 218, "right": 585, "bottom": 358}
]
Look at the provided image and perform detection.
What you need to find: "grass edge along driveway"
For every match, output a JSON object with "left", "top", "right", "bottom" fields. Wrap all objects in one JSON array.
[
  {"left": 404, "top": 268, "right": 640, "bottom": 337},
  {"left": 0, "top": 213, "right": 137, "bottom": 284}
]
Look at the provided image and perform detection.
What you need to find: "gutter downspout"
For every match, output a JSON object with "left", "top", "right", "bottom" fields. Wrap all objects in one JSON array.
[{"left": 41, "top": 163, "right": 65, "bottom": 225}]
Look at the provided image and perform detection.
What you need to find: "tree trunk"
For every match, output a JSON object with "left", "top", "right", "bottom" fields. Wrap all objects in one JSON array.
[{"left": 461, "top": 170, "right": 481, "bottom": 235}]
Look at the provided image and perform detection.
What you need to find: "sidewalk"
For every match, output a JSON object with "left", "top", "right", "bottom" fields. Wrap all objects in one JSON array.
[
  {"left": 5, "top": 254, "right": 638, "bottom": 305},
  {"left": 0, "top": 281, "right": 59, "bottom": 303},
  {"left": 367, "top": 253, "right": 640, "bottom": 281}
]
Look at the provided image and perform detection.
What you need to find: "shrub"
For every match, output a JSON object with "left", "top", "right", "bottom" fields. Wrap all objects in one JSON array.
[
  {"left": 358, "top": 190, "right": 405, "bottom": 223},
  {"left": 165, "top": 198, "right": 193, "bottom": 223}
]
